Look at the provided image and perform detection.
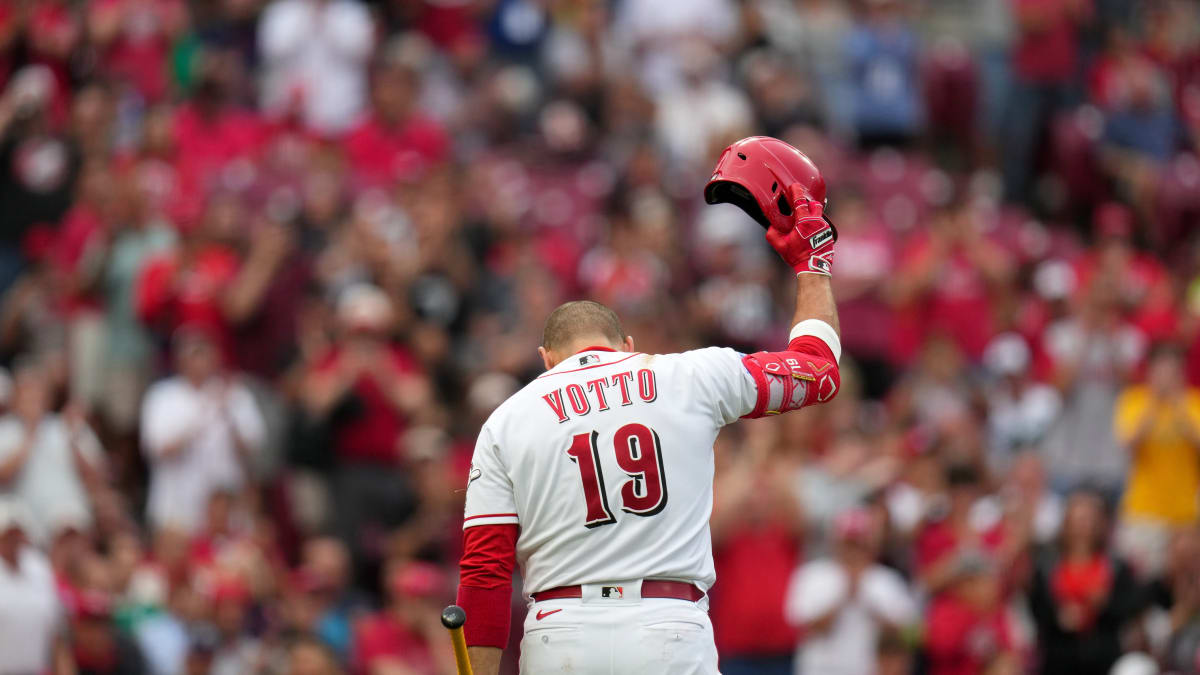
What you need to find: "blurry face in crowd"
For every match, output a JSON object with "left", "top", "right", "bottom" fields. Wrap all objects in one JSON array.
[
  {"left": 957, "top": 571, "right": 999, "bottom": 610},
  {"left": 214, "top": 596, "right": 248, "bottom": 637},
  {"left": 288, "top": 639, "right": 343, "bottom": 675},
  {"left": 176, "top": 335, "right": 221, "bottom": 384},
  {"left": 71, "top": 84, "right": 112, "bottom": 136},
  {"left": 302, "top": 171, "right": 343, "bottom": 227},
  {"left": 1061, "top": 492, "right": 1106, "bottom": 554},
  {"left": 12, "top": 367, "right": 50, "bottom": 423},
  {"left": 374, "top": 66, "right": 418, "bottom": 123},
  {"left": 202, "top": 194, "right": 246, "bottom": 244},
  {"left": 1008, "top": 453, "right": 1045, "bottom": 494},
  {"left": 1147, "top": 348, "right": 1185, "bottom": 396},
  {"left": 303, "top": 537, "right": 351, "bottom": 592},
  {"left": 141, "top": 105, "right": 175, "bottom": 155}
]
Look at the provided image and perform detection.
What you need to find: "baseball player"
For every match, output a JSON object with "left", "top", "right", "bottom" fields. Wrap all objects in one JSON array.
[{"left": 456, "top": 137, "right": 842, "bottom": 674}]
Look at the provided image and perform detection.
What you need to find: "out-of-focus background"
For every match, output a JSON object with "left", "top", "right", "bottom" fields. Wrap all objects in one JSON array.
[{"left": 0, "top": 0, "right": 1198, "bottom": 674}]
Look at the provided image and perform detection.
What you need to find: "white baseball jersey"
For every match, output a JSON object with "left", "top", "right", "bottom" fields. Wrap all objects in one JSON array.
[{"left": 463, "top": 347, "right": 759, "bottom": 595}]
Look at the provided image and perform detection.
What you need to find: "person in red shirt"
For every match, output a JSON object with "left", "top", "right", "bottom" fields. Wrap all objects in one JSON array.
[
  {"left": 915, "top": 464, "right": 1022, "bottom": 598},
  {"left": 299, "top": 284, "right": 433, "bottom": 570},
  {"left": 709, "top": 432, "right": 803, "bottom": 675},
  {"left": 26, "top": 0, "right": 80, "bottom": 126},
  {"left": 169, "top": 55, "right": 266, "bottom": 226},
  {"left": 88, "top": 0, "right": 187, "bottom": 104},
  {"left": 343, "top": 37, "right": 449, "bottom": 191},
  {"left": 134, "top": 192, "right": 244, "bottom": 354},
  {"left": 1002, "top": 0, "right": 1092, "bottom": 204},
  {"left": 925, "top": 556, "right": 1017, "bottom": 675},
  {"left": 890, "top": 203, "right": 1014, "bottom": 365},
  {"left": 352, "top": 560, "right": 456, "bottom": 675},
  {"left": 1027, "top": 491, "right": 1140, "bottom": 675}
]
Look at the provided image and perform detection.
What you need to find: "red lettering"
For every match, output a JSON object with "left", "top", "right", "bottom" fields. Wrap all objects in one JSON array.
[
  {"left": 566, "top": 383, "right": 591, "bottom": 415},
  {"left": 586, "top": 377, "right": 611, "bottom": 411},
  {"left": 542, "top": 390, "right": 569, "bottom": 423},
  {"left": 611, "top": 371, "right": 634, "bottom": 406},
  {"left": 637, "top": 369, "right": 657, "bottom": 402}
]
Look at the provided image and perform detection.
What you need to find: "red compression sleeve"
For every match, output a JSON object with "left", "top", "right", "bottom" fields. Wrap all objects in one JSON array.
[{"left": 457, "top": 523, "right": 519, "bottom": 648}]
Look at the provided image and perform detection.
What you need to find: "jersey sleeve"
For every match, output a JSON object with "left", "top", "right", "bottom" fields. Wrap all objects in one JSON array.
[
  {"left": 673, "top": 347, "right": 759, "bottom": 426},
  {"left": 463, "top": 423, "right": 520, "bottom": 528}
]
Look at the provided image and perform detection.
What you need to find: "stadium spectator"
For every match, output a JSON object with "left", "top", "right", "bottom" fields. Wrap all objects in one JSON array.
[
  {"left": 710, "top": 426, "right": 804, "bottom": 675},
  {"left": 88, "top": 0, "right": 187, "bottom": 105},
  {"left": 982, "top": 332, "right": 1062, "bottom": 466},
  {"left": 1113, "top": 343, "right": 1200, "bottom": 577},
  {"left": 298, "top": 284, "right": 430, "bottom": 566},
  {"left": 140, "top": 326, "right": 265, "bottom": 533},
  {"left": 344, "top": 36, "right": 450, "bottom": 190},
  {"left": 924, "top": 555, "right": 1018, "bottom": 675},
  {"left": 1041, "top": 281, "right": 1144, "bottom": 499},
  {"left": 257, "top": 0, "right": 374, "bottom": 136},
  {"left": 1028, "top": 490, "right": 1140, "bottom": 675},
  {"left": 785, "top": 508, "right": 918, "bottom": 675},
  {"left": 0, "top": 359, "right": 104, "bottom": 543},
  {"left": 844, "top": 0, "right": 922, "bottom": 147},
  {"left": 0, "top": 498, "right": 69, "bottom": 674},
  {"left": 351, "top": 559, "right": 456, "bottom": 675}
]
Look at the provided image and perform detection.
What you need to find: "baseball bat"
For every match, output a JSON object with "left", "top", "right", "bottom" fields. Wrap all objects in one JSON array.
[{"left": 441, "top": 604, "right": 474, "bottom": 675}]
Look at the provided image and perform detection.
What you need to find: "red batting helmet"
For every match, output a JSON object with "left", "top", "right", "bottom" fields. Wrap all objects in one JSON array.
[{"left": 704, "top": 136, "right": 829, "bottom": 232}]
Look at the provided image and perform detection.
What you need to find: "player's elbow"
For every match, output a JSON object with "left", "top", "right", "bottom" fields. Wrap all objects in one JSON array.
[{"left": 740, "top": 348, "right": 840, "bottom": 418}]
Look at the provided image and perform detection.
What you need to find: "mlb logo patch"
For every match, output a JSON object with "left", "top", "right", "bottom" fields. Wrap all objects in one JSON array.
[
  {"left": 579, "top": 354, "right": 601, "bottom": 366},
  {"left": 601, "top": 586, "right": 624, "bottom": 599}
]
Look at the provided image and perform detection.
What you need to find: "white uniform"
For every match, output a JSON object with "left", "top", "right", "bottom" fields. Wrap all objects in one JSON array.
[{"left": 465, "top": 346, "right": 764, "bottom": 674}]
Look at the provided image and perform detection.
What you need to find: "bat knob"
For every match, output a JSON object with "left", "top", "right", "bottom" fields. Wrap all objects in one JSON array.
[{"left": 441, "top": 604, "right": 467, "bottom": 630}]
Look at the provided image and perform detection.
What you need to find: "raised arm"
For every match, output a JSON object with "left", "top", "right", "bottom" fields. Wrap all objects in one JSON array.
[
  {"left": 736, "top": 192, "right": 842, "bottom": 418},
  {"left": 703, "top": 137, "right": 842, "bottom": 417}
]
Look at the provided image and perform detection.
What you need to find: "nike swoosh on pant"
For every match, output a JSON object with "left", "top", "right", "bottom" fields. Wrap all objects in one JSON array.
[{"left": 535, "top": 609, "right": 562, "bottom": 621}]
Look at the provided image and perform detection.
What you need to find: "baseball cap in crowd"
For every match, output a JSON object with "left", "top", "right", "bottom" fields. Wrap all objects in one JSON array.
[
  {"left": 1032, "top": 259, "right": 1076, "bottom": 301},
  {"left": 336, "top": 284, "right": 394, "bottom": 332},
  {"left": 209, "top": 577, "right": 252, "bottom": 606},
  {"left": 982, "top": 333, "right": 1031, "bottom": 377},
  {"left": 1109, "top": 653, "right": 1159, "bottom": 675}
]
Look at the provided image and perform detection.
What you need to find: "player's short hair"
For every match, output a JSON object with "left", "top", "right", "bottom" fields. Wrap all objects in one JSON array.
[{"left": 541, "top": 301, "right": 625, "bottom": 352}]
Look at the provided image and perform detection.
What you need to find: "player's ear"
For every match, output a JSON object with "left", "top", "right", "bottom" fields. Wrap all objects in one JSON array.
[
  {"left": 538, "top": 346, "right": 555, "bottom": 371},
  {"left": 622, "top": 335, "right": 635, "bottom": 353}
]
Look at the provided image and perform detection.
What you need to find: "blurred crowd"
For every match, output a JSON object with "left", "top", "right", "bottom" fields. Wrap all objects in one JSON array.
[{"left": 0, "top": 0, "right": 1199, "bottom": 674}]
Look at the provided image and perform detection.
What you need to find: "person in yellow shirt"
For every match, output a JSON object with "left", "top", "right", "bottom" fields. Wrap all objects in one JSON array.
[{"left": 1113, "top": 344, "right": 1200, "bottom": 578}]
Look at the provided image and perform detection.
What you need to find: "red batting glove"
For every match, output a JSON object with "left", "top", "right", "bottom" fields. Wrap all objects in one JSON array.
[{"left": 765, "top": 184, "right": 837, "bottom": 276}]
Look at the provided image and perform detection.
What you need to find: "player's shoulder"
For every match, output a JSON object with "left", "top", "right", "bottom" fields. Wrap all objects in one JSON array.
[{"left": 657, "top": 346, "right": 747, "bottom": 377}]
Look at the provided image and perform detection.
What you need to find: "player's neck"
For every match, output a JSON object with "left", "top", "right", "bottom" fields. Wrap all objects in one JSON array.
[{"left": 545, "top": 338, "right": 623, "bottom": 369}]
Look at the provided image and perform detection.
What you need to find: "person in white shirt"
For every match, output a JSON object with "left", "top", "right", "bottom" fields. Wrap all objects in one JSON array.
[
  {"left": 786, "top": 508, "right": 918, "bottom": 675},
  {"left": 0, "top": 360, "right": 104, "bottom": 544},
  {"left": 141, "top": 327, "right": 266, "bottom": 533},
  {"left": 0, "top": 498, "right": 68, "bottom": 674},
  {"left": 258, "top": 0, "right": 374, "bottom": 135}
]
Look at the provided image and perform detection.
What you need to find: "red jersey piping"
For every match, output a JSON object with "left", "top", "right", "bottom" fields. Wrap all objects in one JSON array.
[{"left": 535, "top": 352, "right": 642, "bottom": 379}]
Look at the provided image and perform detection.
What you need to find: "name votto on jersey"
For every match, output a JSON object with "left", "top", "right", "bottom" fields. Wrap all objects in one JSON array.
[{"left": 540, "top": 367, "right": 658, "bottom": 423}]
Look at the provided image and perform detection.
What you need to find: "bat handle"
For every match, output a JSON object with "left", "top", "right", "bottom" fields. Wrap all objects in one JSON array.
[{"left": 441, "top": 605, "right": 473, "bottom": 675}]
